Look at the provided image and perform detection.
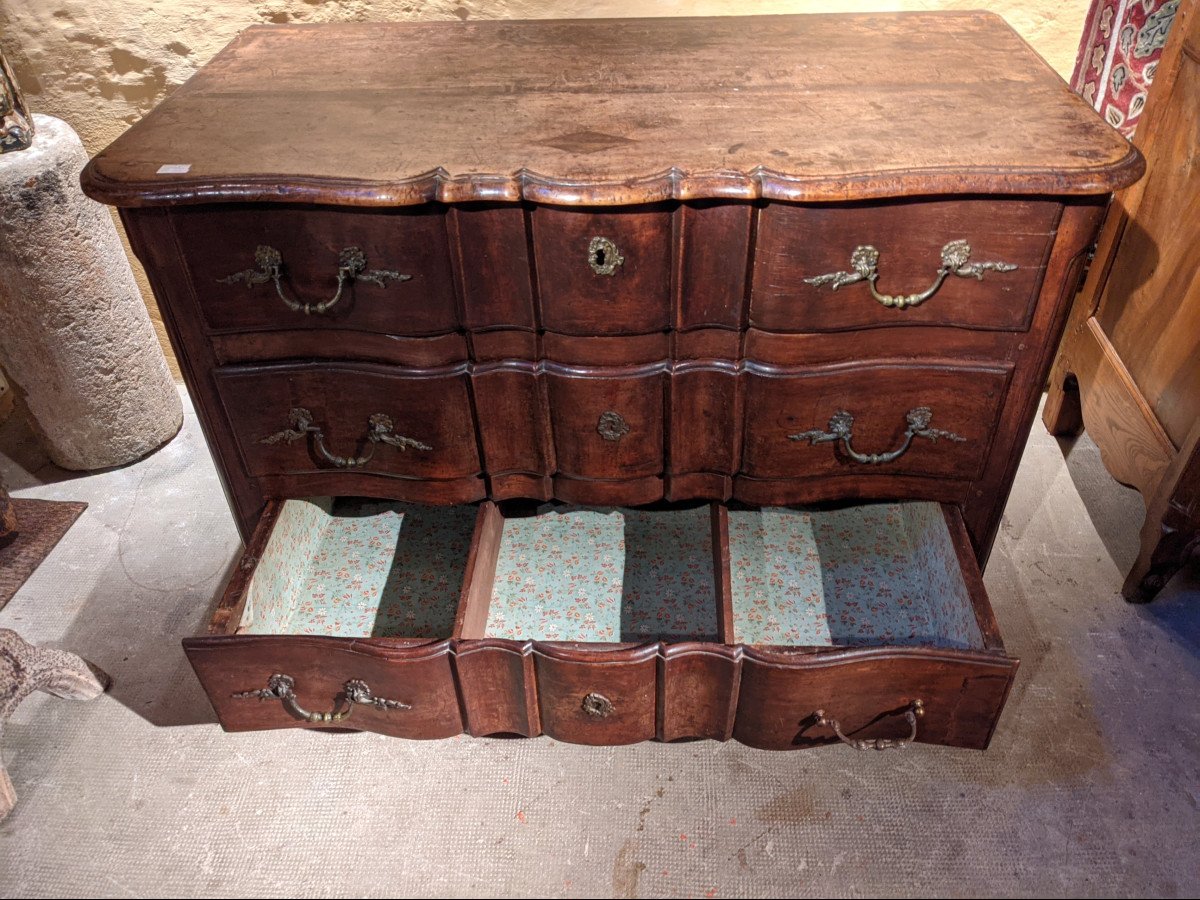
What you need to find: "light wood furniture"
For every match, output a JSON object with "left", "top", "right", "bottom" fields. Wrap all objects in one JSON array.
[
  {"left": 1044, "top": 0, "right": 1199, "bottom": 602},
  {"left": 81, "top": 14, "right": 1140, "bottom": 750}
]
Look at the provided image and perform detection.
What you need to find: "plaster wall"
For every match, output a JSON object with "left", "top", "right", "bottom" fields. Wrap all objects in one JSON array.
[{"left": 0, "top": 1, "right": 1089, "bottom": 376}]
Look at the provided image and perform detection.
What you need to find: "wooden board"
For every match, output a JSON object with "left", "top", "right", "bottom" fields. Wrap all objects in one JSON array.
[{"left": 80, "top": 14, "right": 1142, "bottom": 208}]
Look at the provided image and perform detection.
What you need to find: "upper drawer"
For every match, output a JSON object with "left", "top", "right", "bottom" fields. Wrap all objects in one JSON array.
[
  {"left": 531, "top": 205, "right": 674, "bottom": 335},
  {"left": 750, "top": 199, "right": 1060, "bottom": 332},
  {"left": 172, "top": 205, "right": 458, "bottom": 335}
]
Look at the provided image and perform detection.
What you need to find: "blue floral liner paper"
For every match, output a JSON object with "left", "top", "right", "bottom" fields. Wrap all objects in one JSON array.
[
  {"left": 238, "top": 498, "right": 981, "bottom": 649},
  {"left": 484, "top": 505, "right": 719, "bottom": 642},
  {"left": 239, "top": 498, "right": 475, "bottom": 638},
  {"left": 728, "top": 503, "right": 982, "bottom": 649}
]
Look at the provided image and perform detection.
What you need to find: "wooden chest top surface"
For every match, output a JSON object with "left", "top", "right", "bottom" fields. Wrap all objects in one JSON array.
[{"left": 81, "top": 13, "right": 1142, "bottom": 207}]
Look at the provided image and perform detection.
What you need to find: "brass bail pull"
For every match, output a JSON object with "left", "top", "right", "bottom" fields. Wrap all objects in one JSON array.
[
  {"left": 803, "top": 240, "right": 1017, "bottom": 309},
  {"left": 259, "top": 408, "right": 432, "bottom": 469},
  {"left": 789, "top": 407, "right": 966, "bottom": 465},
  {"left": 217, "top": 245, "right": 411, "bottom": 314},
  {"left": 815, "top": 700, "right": 925, "bottom": 751},
  {"left": 233, "top": 674, "right": 411, "bottom": 723}
]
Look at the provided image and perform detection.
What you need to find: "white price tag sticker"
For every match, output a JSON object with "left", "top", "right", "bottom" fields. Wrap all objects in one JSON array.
[{"left": 156, "top": 163, "right": 192, "bottom": 175}]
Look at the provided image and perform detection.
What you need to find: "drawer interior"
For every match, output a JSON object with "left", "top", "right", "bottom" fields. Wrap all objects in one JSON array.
[
  {"left": 477, "top": 504, "right": 720, "bottom": 642},
  {"left": 222, "top": 497, "right": 994, "bottom": 653},
  {"left": 236, "top": 497, "right": 477, "bottom": 638},
  {"left": 453, "top": 498, "right": 992, "bottom": 651},
  {"left": 727, "top": 503, "right": 983, "bottom": 650}
]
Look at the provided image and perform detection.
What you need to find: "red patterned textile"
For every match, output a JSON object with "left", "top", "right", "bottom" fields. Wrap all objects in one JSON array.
[{"left": 1072, "top": 0, "right": 1180, "bottom": 136}]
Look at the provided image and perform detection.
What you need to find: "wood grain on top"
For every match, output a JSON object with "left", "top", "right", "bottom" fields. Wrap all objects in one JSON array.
[{"left": 81, "top": 13, "right": 1143, "bottom": 206}]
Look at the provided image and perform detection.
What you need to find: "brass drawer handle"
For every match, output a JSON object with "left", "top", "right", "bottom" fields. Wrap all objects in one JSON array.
[
  {"left": 790, "top": 406, "right": 964, "bottom": 465},
  {"left": 260, "top": 406, "right": 432, "bottom": 468},
  {"left": 581, "top": 692, "right": 614, "bottom": 718},
  {"left": 218, "top": 244, "right": 411, "bottom": 315},
  {"left": 587, "top": 236, "right": 624, "bottom": 276},
  {"left": 817, "top": 700, "right": 924, "bottom": 751},
  {"left": 233, "top": 674, "right": 411, "bottom": 723},
  {"left": 804, "top": 240, "right": 1017, "bottom": 309}
]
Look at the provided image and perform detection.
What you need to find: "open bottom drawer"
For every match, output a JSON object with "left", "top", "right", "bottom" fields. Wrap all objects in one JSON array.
[
  {"left": 184, "top": 499, "right": 476, "bottom": 738},
  {"left": 184, "top": 498, "right": 1016, "bottom": 750}
]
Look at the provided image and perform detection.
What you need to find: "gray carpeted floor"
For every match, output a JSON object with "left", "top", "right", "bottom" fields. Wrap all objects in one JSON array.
[{"left": 1, "top": 388, "right": 1197, "bottom": 898}]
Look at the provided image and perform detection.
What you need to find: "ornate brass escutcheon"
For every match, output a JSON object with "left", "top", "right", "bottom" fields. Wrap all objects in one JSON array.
[
  {"left": 596, "top": 410, "right": 630, "bottom": 442},
  {"left": 803, "top": 239, "right": 1017, "bottom": 309},
  {"left": 233, "top": 674, "right": 411, "bottom": 724},
  {"left": 587, "top": 236, "right": 624, "bottom": 276},
  {"left": 815, "top": 700, "right": 924, "bottom": 751},
  {"left": 581, "top": 692, "right": 615, "bottom": 718},
  {"left": 260, "top": 407, "right": 431, "bottom": 469},
  {"left": 789, "top": 406, "right": 965, "bottom": 465},
  {"left": 218, "top": 245, "right": 411, "bottom": 315}
]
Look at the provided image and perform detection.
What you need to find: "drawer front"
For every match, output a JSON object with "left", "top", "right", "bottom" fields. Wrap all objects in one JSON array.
[
  {"left": 668, "top": 362, "right": 740, "bottom": 500},
  {"left": 741, "top": 361, "right": 1011, "bottom": 482},
  {"left": 532, "top": 206, "right": 673, "bottom": 335},
  {"left": 533, "top": 645, "right": 658, "bottom": 745},
  {"left": 172, "top": 205, "right": 458, "bottom": 336},
  {"left": 470, "top": 363, "right": 555, "bottom": 501},
  {"left": 733, "top": 647, "right": 1015, "bottom": 751},
  {"left": 731, "top": 504, "right": 1017, "bottom": 751},
  {"left": 660, "top": 644, "right": 740, "bottom": 742},
  {"left": 184, "top": 636, "right": 463, "bottom": 739},
  {"left": 215, "top": 362, "right": 480, "bottom": 481},
  {"left": 545, "top": 366, "right": 664, "bottom": 482},
  {"left": 455, "top": 641, "right": 540, "bottom": 738},
  {"left": 454, "top": 641, "right": 739, "bottom": 742},
  {"left": 751, "top": 199, "right": 1059, "bottom": 332}
]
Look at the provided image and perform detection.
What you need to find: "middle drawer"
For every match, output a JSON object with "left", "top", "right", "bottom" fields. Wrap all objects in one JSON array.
[{"left": 214, "top": 358, "right": 1012, "bottom": 509}]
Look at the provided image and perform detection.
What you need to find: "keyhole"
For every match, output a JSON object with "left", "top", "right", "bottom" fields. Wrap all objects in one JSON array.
[{"left": 588, "top": 237, "right": 621, "bottom": 275}]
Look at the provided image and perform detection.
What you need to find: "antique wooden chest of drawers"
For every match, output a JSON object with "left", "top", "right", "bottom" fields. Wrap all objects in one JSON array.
[{"left": 81, "top": 14, "right": 1142, "bottom": 750}]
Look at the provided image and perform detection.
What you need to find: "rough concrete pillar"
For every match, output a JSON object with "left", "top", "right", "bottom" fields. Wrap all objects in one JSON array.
[{"left": 0, "top": 114, "right": 181, "bottom": 470}]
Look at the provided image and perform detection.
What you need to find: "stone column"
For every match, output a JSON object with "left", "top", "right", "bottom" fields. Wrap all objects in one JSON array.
[{"left": 0, "top": 114, "right": 181, "bottom": 470}]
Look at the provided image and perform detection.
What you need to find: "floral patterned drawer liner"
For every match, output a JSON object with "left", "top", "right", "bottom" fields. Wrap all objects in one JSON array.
[
  {"left": 238, "top": 497, "right": 476, "bottom": 638},
  {"left": 484, "top": 505, "right": 719, "bottom": 642},
  {"left": 237, "top": 498, "right": 981, "bottom": 648},
  {"left": 728, "top": 502, "right": 983, "bottom": 649}
]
